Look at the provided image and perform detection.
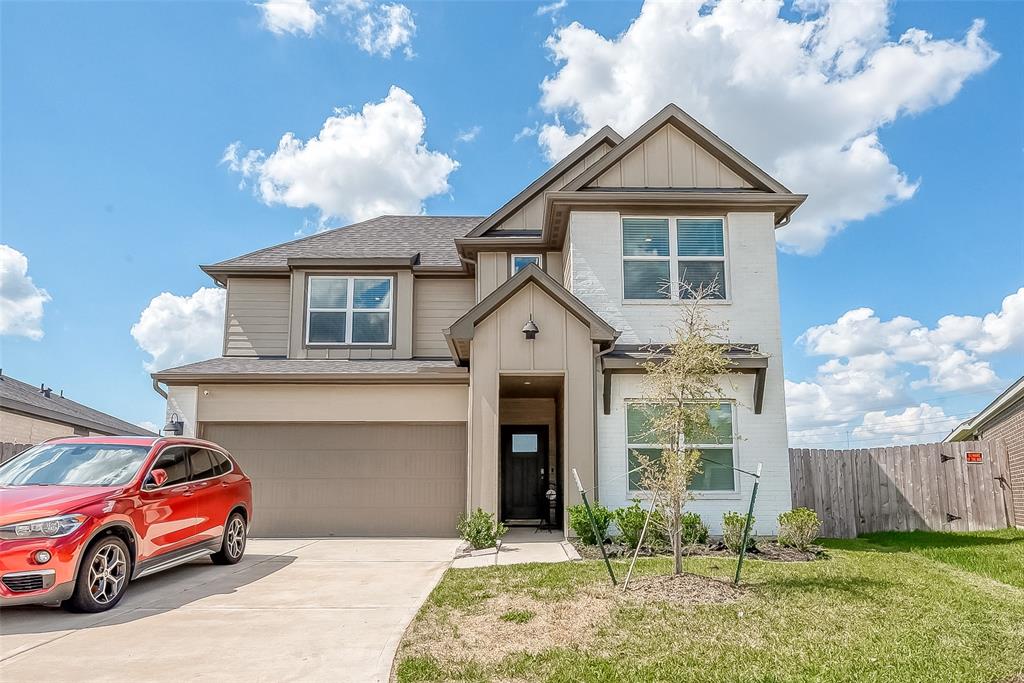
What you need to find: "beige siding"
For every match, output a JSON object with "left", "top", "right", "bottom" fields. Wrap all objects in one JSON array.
[
  {"left": 201, "top": 422, "right": 466, "bottom": 537},
  {"left": 492, "top": 142, "right": 612, "bottom": 231},
  {"left": 475, "top": 252, "right": 509, "bottom": 301},
  {"left": 545, "top": 251, "right": 563, "bottom": 283},
  {"left": 0, "top": 410, "right": 79, "bottom": 443},
  {"left": 287, "top": 270, "right": 414, "bottom": 359},
  {"left": 413, "top": 278, "right": 475, "bottom": 357},
  {"left": 224, "top": 278, "right": 291, "bottom": 357},
  {"left": 594, "top": 124, "right": 753, "bottom": 189}
]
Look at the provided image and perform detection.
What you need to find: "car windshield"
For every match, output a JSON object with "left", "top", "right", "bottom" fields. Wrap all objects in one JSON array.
[{"left": 0, "top": 444, "right": 152, "bottom": 487}]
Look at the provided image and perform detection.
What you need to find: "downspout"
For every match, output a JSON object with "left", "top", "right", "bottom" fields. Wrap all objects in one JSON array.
[{"left": 151, "top": 378, "right": 168, "bottom": 400}]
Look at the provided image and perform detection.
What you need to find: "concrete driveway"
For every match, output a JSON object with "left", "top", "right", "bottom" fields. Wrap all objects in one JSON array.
[{"left": 0, "top": 538, "right": 460, "bottom": 682}]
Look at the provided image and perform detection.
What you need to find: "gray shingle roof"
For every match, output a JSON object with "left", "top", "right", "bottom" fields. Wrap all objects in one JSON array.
[
  {"left": 206, "top": 215, "right": 484, "bottom": 271},
  {"left": 152, "top": 357, "right": 466, "bottom": 381},
  {"left": 0, "top": 374, "right": 157, "bottom": 436}
]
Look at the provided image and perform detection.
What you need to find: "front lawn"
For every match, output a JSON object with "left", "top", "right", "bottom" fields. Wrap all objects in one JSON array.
[{"left": 395, "top": 529, "right": 1024, "bottom": 683}]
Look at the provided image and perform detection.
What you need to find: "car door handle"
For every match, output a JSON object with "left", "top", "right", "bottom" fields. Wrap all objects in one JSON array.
[{"left": 181, "top": 489, "right": 194, "bottom": 497}]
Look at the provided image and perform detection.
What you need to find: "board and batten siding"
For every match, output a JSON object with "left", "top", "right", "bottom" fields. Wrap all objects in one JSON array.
[
  {"left": 223, "top": 278, "right": 291, "bottom": 357},
  {"left": 413, "top": 278, "right": 475, "bottom": 357},
  {"left": 593, "top": 125, "right": 753, "bottom": 189}
]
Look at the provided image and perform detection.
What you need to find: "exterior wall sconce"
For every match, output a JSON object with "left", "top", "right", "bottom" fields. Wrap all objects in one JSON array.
[
  {"left": 162, "top": 412, "right": 184, "bottom": 436},
  {"left": 522, "top": 316, "right": 539, "bottom": 340}
]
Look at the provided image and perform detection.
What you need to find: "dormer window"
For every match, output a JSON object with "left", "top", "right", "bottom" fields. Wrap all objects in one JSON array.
[
  {"left": 511, "top": 254, "right": 542, "bottom": 274},
  {"left": 622, "top": 217, "right": 728, "bottom": 301},
  {"left": 305, "top": 275, "right": 393, "bottom": 346}
]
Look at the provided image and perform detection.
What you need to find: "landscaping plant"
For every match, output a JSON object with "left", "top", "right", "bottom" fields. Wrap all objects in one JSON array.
[
  {"left": 722, "top": 511, "right": 756, "bottom": 553},
  {"left": 681, "top": 512, "right": 710, "bottom": 545},
  {"left": 777, "top": 507, "right": 822, "bottom": 551},
  {"left": 636, "top": 278, "right": 732, "bottom": 574},
  {"left": 613, "top": 501, "right": 668, "bottom": 549},
  {"left": 568, "top": 502, "right": 612, "bottom": 545},
  {"left": 457, "top": 508, "right": 507, "bottom": 550}
]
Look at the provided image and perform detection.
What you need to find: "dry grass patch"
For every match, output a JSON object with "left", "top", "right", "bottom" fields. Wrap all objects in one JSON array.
[{"left": 622, "top": 572, "right": 745, "bottom": 604}]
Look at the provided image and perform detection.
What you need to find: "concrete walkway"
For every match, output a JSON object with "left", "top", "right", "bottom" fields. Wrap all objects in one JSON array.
[
  {"left": 452, "top": 528, "right": 581, "bottom": 568},
  {"left": 0, "top": 538, "right": 460, "bottom": 683}
]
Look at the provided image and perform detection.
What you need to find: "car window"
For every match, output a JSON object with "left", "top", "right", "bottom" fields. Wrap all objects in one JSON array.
[
  {"left": 151, "top": 448, "right": 189, "bottom": 487},
  {"left": 209, "top": 450, "right": 232, "bottom": 476},
  {"left": 188, "top": 448, "right": 216, "bottom": 481}
]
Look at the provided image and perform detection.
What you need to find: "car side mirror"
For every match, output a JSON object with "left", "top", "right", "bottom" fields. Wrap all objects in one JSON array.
[{"left": 144, "top": 468, "right": 168, "bottom": 490}]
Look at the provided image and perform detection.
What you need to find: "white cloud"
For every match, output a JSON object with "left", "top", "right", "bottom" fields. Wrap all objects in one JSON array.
[
  {"left": 787, "top": 289, "right": 1022, "bottom": 446},
  {"left": 537, "top": 0, "right": 567, "bottom": 21},
  {"left": 131, "top": 288, "right": 225, "bottom": 372},
  {"left": 137, "top": 420, "right": 162, "bottom": 435},
  {"left": 455, "top": 125, "right": 482, "bottom": 143},
  {"left": 223, "top": 87, "right": 458, "bottom": 222},
  {"left": 0, "top": 244, "right": 51, "bottom": 340},
  {"left": 333, "top": 1, "right": 416, "bottom": 58},
  {"left": 535, "top": 0, "right": 997, "bottom": 254},
  {"left": 851, "top": 403, "right": 960, "bottom": 446},
  {"left": 258, "top": 0, "right": 323, "bottom": 36}
]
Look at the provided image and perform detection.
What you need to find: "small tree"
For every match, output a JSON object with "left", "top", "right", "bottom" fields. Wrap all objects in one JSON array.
[{"left": 635, "top": 278, "right": 732, "bottom": 575}]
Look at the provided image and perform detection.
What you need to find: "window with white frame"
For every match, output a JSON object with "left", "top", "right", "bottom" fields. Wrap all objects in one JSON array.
[
  {"left": 622, "top": 217, "right": 727, "bottom": 300},
  {"left": 511, "top": 254, "right": 542, "bottom": 274},
  {"left": 625, "top": 401, "right": 736, "bottom": 492},
  {"left": 305, "top": 275, "right": 393, "bottom": 345}
]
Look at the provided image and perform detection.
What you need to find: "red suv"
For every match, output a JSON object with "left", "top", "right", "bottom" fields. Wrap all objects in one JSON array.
[{"left": 0, "top": 436, "right": 253, "bottom": 612}]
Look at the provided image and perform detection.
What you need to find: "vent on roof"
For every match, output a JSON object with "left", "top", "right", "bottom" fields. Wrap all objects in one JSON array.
[{"left": 40, "top": 384, "right": 52, "bottom": 399}]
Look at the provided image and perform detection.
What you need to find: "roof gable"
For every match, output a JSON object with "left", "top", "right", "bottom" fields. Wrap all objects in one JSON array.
[
  {"left": 564, "top": 104, "right": 789, "bottom": 194},
  {"left": 467, "top": 126, "right": 622, "bottom": 237}
]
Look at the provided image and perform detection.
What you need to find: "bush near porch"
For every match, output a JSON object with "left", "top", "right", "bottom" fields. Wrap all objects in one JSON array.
[{"left": 395, "top": 529, "right": 1024, "bottom": 683}]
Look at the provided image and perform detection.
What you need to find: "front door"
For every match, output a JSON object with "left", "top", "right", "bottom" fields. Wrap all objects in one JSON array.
[{"left": 501, "top": 426, "right": 548, "bottom": 521}]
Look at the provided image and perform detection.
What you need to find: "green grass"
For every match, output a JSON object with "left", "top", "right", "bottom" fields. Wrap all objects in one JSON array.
[
  {"left": 499, "top": 608, "right": 536, "bottom": 624},
  {"left": 396, "top": 530, "right": 1024, "bottom": 683}
]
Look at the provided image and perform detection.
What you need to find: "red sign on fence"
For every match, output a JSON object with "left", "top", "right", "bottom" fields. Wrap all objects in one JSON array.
[{"left": 965, "top": 452, "right": 983, "bottom": 464}]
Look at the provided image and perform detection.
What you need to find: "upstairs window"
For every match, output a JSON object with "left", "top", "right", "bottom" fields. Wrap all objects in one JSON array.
[
  {"left": 622, "top": 217, "right": 727, "bottom": 300},
  {"left": 511, "top": 254, "right": 542, "bottom": 274},
  {"left": 306, "top": 275, "right": 393, "bottom": 346}
]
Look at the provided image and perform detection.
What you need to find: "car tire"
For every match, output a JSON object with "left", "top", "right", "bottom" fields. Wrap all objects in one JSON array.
[
  {"left": 211, "top": 512, "right": 246, "bottom": 565},
  {"left": 62, "top": 536, "right": 131, "bottom": 613}
]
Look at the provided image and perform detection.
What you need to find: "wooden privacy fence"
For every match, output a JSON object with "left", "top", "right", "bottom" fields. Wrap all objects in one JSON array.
[
  {"left": 789, "top": 440, "right": 1015, "bottom": 538},
  {"left": 1, "top": 442, "right": 32, "bottom": 463}
]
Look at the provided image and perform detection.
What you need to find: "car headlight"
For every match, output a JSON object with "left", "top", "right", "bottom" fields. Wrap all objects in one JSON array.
[{"left": 0, "top": 514, "right": 88, "bottom": 539}]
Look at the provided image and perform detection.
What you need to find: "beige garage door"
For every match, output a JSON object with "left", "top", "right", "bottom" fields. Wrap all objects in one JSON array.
[{"left": 201, "top": 422, "right": 467, "bottom": 537}]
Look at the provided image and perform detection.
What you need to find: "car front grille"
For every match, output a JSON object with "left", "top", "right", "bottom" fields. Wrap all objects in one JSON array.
[{"left": 3, "top": 573, "right": 46, "bottom": 593}]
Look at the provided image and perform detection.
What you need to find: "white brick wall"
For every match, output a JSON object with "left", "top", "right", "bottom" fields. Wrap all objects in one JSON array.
[{"left": 570, "top": 210, "right": 792, "bottom": 535}]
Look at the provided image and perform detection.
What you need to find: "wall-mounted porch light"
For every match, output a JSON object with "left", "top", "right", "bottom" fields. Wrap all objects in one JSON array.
[
  {"left": 522, "top": 316, "right": 539, "bottom": 341},
  {"left": 162, "top": 413, "right": 184, "bottom": 436}
]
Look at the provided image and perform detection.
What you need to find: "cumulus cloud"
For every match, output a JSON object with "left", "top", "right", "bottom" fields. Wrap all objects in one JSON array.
[
  {"left": 131, "top": 288, "right": 226, "bottom": 372},
  {"left": 223, "top": 87, "right": 458, "bottom": 223},
  {"left": 332, "top": 1, "right": 416, "bottom": 58},
  {"left": 851, "top": 403, "right": 961, "bottom": 446},
  {"left": 258, "top": 0, "right": 323, "bottom": 36},
  {"left": 535, "top": 0, "right": 997, "bottom": 253},
  {"left": 0, "top": 245, "right": 51, "bottom": 340},
  {"left": 787, "top": 289, "right": 1022, "bottom": 446}
]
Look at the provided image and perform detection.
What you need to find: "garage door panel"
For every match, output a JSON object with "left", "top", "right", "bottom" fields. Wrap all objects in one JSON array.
[{"left": 202, "top": 423, "right": 466, "bottom": 537}]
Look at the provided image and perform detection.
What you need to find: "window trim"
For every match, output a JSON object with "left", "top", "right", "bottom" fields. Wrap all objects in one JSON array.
[
  {"left": 620, "top": 215, "right": 730, "bottom": 304},
  {"left": 510, "top": 254, "right": 544, "bottom": 275},
  {"left": 143, "top": 445, "right": 235, "bottom": 490},
  {"left": 624, "top": 399, "right": 739, "bottom": 495},
  {"left": 304, "top": 274, "right": 395, "bottom": 348}
]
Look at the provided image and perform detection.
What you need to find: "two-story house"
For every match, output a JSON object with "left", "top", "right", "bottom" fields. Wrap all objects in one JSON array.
[{"left": 153, "top": 105, "right": 805, "bottom": 538}]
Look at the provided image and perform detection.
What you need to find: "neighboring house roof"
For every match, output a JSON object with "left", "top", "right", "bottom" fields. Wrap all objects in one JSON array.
[
  {"left": 152, "top": 358, "right": 468, "bottom": 384},
  {"left": 201, "top": 215, "right": 484, "bottom": 283},
  {"left": 0, "top": 373, "right": 157, "bottom": 437},
  {"left": 445, "top": 263, "right": 619, "bottom": 365},
  {"left": 945, "top": 376, "right": 1024, "bottom": 442}
]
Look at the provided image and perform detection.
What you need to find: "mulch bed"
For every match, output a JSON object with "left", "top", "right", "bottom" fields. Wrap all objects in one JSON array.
[
  {"left": 572, "top": 539, "right": 826, "bottom": 562},
  {"left": 622, "top": 572, "right": 747, "bottom": 604}
]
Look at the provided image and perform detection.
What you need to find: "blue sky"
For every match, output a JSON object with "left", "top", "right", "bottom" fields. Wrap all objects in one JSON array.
[{"left": 2, "top": 0, "right": 1021, "bottom": 445}]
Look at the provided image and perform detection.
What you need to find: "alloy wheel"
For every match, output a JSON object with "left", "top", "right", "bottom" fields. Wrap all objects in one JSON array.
[
  {"left": 88, "top": 543, "right": 127, "bottom": 605},
  {"left": 226, "top": 517, "right": 245, "bottom": 559}
]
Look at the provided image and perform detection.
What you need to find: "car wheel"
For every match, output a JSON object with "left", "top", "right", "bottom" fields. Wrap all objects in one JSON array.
[
  {"left": 211, "top": 512, "right": 246, "bottom": 565},
  {"left": 62, "top": 536, "right": 131, "bottom": 613}
]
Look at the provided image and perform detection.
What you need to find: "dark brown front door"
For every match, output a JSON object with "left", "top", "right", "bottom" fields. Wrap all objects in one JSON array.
[{"left": 501, "top": 426, "right": 548, "bottom": 521}]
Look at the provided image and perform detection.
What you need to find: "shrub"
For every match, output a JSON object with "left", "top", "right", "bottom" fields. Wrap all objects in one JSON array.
[
  {"left": 777, "top": 507, "right": 822, "bottom": 550},
  {"left": 681, "top": 512, "right": 710, "bottom": 545},
  {"left": 457, "top": 508, "right": 507, "bottom": 550},
  {"left": 613, "top": 501, "right": 667, "bottom": 549},
  {"left": 722, "top": 511, "right": 756, "bottom": 553},
  {"left": 568, "top": 502, "right": 613, "bottom": 545}
]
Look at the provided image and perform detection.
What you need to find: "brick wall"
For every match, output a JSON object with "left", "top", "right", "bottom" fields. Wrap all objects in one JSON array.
[{"left": 980, "top": 402, "right": 1024, "bottom": 528}]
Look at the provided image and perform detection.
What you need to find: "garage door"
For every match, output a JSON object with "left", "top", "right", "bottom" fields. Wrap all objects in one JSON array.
[{"left": 200, "top": 423, "right": 467, "bottom": 537}]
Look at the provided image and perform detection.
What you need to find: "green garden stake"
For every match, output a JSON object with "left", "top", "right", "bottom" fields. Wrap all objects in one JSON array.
[
  {"left": 734, "top": 463, "right": 762, "bottom": 585},
  {"left": 572, "top": 468, "right": 617, "bottom": 586}
]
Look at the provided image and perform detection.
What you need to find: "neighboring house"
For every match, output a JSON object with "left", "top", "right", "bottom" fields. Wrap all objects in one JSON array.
[
  {"left": 152, "top": 104, "right": 805, "bottom": 538},
  {"left": 0, "top": 372, "right": 156, "bottom": 450},
  {"left": 946, "top": 376, "right": 1024, "bottom": 528}
]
